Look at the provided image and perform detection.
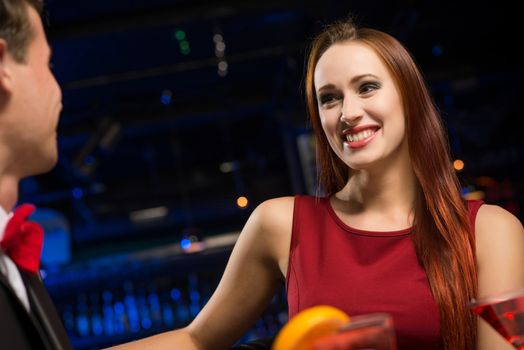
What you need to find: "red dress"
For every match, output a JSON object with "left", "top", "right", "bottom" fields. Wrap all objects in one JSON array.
[{"left": 286, "top": 195, "right": 483, "bottom": 349}]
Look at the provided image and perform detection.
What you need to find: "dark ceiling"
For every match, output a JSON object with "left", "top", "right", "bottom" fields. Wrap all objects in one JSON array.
[{"left": 20, "top": 0, "right": 523, "bottom": 258}]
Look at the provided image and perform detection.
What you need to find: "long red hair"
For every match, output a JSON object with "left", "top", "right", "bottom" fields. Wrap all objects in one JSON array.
[{"left": 305, "top": 19, "right": 477, "bottom": 350}]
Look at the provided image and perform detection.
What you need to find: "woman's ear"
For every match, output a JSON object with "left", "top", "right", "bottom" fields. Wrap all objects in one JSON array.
[{"left": 0, "top": 39, "right": 14, "bottom": 94}]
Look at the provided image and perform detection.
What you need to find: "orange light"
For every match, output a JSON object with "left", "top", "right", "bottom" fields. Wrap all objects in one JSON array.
[
  {"left": 236, "top": 196, "right": 248, "bottom": 208},
  {"left": 476, "top": 176, "right": 496, "bottom": 187},
  {"left": 464, "top": 190, "right": 485, "bottom": 200},
  {"left": 453, "top": 159, "right": 464, "bottom": 171}
]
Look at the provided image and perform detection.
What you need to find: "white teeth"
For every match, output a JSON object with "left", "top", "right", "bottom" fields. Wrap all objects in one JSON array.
[{"left": 346, "top": 129, "right": 375, "bottom": 142}]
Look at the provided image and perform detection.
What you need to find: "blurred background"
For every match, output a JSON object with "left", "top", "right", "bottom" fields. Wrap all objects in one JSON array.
[{"left": 21, "top": 0, "right": 522, "bottom": 349}]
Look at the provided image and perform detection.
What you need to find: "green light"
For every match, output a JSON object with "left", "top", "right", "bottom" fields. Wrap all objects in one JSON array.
[
  {"left": 179, "top": 40, "right": 190, "bottom": 50},
  {"left": 175, "top": 30, "right": 186, "bottom": 41},
  {"left": 180, "top": 40, "right": 190, "bottom": 55}
]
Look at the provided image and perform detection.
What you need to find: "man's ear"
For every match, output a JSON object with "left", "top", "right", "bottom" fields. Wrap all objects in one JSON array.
[{"left": 0, "top": 39, "right": 13, "bottom": 94}]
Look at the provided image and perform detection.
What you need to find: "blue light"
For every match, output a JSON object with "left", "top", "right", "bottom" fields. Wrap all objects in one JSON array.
[
  {"left": 104, "top": 318, "right": 114, "bottom": 335},
  {"left": 161, "top": 90, "right": 172, "bottom": 105},
  {"left": 84, "top": 155, "right": 95, "bottom": 165},
  {"left": 72, "top": 187, "right": 84, "bottom": 199},
  {"left": 162, "top": 304, "right": 175, "bottom": 326},
  {"left": 180, "top": 238, "right": 191, "bottom": 250},
  {"left": 170, "top": 288, "right": 181, "bottom": 301},
  {"left": 131, "top": 323, "right": 141, "bottom": 333},
  {"left": 115, "top": 322, "right": 125, "bottom": 334},
  {"left": 148, "top": 293, "right": 159, "bottom": 304},
  {"left": 148, "top": 293, "right": 160, "bottom": 310},
  {"left": 432, "top": 44, "right": 444, "bottom": 57},
  {"left": 103, "top": 304, "right": 114, "bottom": 318},
  {"left": 141, "top": 318, "right": 152, "bottom": 329},
  {"left": 190, "top": 302, "right": 200, "bottom": 317},
  {"left": 114, "top": 301, "right": 125, "bottom": 314},
  {"left": 91, "top": 314, "right": 103, "bottom": 336},
  {"left": 124, "top": 295, "right": 136, "bottom": 307},
  {"left": 161, "top": 95, "right": 171, "bottom": 105},
  {"left": 103, "top": 304, "right": 114, "bottom": 336},
  {"left": 125, "top": 296, "right": 139, "bottom": 332},
  {"left": 76, "top": 314, "right": 90, "bottom": 336},
  {"left": 189, "top": 290, "right": 200, "bottom": 302},
  {"left": 102, "top": 291, "right": 113, "bottom": 303},
  {"left": 128, "top": 308, "right": 139, "bottom": 326},
  {"left": 176, "top": 304, "right": 189, "bottom": 322}
]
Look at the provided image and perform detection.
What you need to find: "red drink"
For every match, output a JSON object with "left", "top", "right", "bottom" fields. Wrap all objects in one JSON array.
[{"left": 470, "top": 289, "right": 524, "bottom": 349}]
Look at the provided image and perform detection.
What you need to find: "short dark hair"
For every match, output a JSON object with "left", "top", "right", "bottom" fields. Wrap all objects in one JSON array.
[{"left": 0, "top": 0, "right": 43, "bottom": 63}]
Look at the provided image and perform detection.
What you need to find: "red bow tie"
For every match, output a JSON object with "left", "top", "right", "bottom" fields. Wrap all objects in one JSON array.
[{"left": 1, "top": 204, "right": 43, "bottom": 274}]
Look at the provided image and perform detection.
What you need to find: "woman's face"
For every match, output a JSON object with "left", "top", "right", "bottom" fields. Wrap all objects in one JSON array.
[{"left": 314, "top": 41, "right": 407, "bottom": 171}]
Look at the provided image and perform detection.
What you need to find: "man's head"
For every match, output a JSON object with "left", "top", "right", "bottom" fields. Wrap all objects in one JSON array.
[
  {"left": 0, "top": 0, "right": 62, "bottom": 178},
  {"left": 0, "top": 0, "right": 43, "bottom": 63}
]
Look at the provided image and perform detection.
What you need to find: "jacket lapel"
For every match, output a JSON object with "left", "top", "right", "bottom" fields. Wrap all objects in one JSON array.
[
  {"left": 21, "top": 270, "right": 73, "bottom": 350},
  {"left": 0, "top": 254, "right": 51, "bottom": 349},
  {"left": 0, "top": 251, "right": 33, "bottom": 316}
]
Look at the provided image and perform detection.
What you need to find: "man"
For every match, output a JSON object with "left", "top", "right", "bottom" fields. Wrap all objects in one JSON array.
[{"left": 0, "top": 0, "right": 71, "bottom": 349}]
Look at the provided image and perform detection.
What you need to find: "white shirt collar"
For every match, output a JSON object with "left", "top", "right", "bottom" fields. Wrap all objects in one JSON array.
[
  {"left": 0, "top": 205, "right": 13, "bottom": 241},
  {"left": 0, "top": 205, "right": 31, "bottom": 311}
]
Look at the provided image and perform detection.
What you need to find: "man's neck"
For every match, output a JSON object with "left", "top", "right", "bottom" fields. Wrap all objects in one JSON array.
[{"left": 0, "top": 175, "right": 20, "bottom": 213}]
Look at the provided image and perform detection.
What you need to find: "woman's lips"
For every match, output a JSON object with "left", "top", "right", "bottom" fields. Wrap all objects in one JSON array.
[{"left": 342, "top": 125, "right": 380, "bottom": 149}]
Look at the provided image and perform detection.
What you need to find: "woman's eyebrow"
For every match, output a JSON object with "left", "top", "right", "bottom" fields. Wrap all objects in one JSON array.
[{"left": 317, "top": 73, "right": 380, "bottom": 93}]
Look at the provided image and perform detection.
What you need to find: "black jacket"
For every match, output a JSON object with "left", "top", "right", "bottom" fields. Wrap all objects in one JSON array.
[{"left": 0, "top": 253, "right": 73, "bottom": 350}]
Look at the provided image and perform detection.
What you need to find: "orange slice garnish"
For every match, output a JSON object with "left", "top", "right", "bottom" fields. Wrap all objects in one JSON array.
[{"left": 272, "top": 305, "right": 350, "bottom": 350}]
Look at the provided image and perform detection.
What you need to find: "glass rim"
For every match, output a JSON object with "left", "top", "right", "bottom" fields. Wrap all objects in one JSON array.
[
  {"left": 469, "top": 287, "right": 524, "bottom": 307},
  {"left": 338, "top": 312, "right": 394, "bottom": 332}
]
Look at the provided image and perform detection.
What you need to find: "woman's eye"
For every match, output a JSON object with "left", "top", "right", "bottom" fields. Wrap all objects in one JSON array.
[
  {"left": 319, "top": 94, "right": 339, "bottom": 105},
  {"left": 359, "top": 82, "right": 381, "bottom": 94}
]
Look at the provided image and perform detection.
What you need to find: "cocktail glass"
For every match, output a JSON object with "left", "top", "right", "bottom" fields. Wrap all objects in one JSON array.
[
  {"left": 470, "top": 288, "right": 524, "bottom": 349},
  {"left": 313, "top": 312, "right": 397, "bottom": 350}
]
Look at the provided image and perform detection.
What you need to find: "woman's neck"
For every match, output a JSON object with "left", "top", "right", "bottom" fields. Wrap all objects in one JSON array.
[{"left": 336, "top": 144, "right": 418, "bottom": 217}]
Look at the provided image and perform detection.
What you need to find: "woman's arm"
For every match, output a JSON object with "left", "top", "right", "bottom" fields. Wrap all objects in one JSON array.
[
  {"left": 475, "top": 204, "right": 524, "bottom": 350},
  {"left": 105, "top": 197, "right": 295, "bottom": 350}
]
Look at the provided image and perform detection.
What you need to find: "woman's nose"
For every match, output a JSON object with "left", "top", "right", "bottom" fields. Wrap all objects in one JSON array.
[{"left": 340, "top": 97, "right": 363, "bottom": 125}]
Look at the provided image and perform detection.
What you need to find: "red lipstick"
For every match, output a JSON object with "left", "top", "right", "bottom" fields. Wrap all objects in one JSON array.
[{"left": 342, "top": 125, "right": 380, "bottom": 149}]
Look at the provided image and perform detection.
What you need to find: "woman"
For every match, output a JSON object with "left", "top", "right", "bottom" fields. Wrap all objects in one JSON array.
[{"left": 108, "top": 18, "right": 524, "bottom": 350}]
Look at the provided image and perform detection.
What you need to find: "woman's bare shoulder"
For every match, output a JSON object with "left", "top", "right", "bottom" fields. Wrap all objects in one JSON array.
[
  {"left": 476, "top": 204, "right": 524, "bottom": 241},
  {"left": 251, "top": 196, "right": 296, "bottom": 230},
  {"left": 257, "top": 196, "right": 296, "bottom": 210},
  {"left": 475, "top": 204, "right": 524, "bottom": 296},
  {"left": 249, "top": 196, "right": 296, "bottom": 275}
]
